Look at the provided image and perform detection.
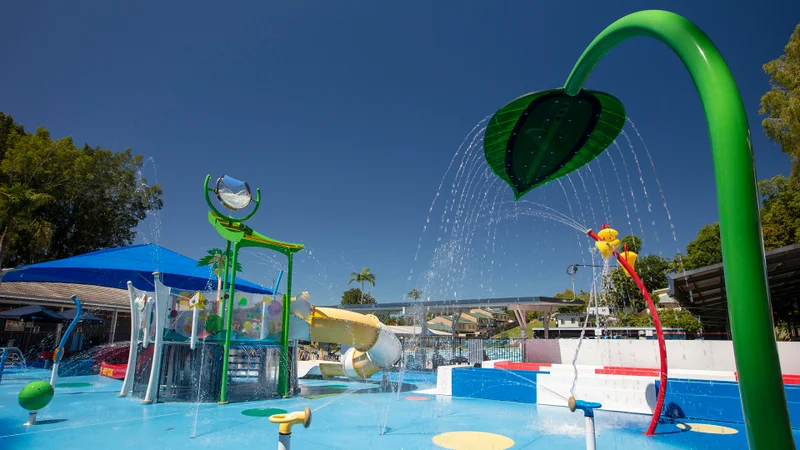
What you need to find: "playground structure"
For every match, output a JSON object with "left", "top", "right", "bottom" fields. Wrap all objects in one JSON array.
[
  {"left": 482, "top": 9, "right": 793, "bottom": 448},
  {"left": 113, "top": 175, "right": 402, "bottom": 405},
  {"left": 5, "top": 9, "right": 796, "bottom": 450}
]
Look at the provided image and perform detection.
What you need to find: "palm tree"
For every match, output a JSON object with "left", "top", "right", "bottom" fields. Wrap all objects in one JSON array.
[
  {"left": 348, "top": 267, "right": 376, "bottom": 304},
  {"left": 198, "top": 248, "right": 243, "bottom": 305},
  {"left": 407, "top": 288, "right": 422, "bottom": 301},
  {"left": 0, "top": 183, "right": 54, "bottom": 267}
]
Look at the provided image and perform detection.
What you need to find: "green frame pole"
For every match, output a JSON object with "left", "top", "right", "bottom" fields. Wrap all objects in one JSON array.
[
  {"left": 220, "top": 240, "right": 232, "bottom": 319},
  {"left": 278, "top": 252, "right": 294, "bottom": 397},
  {"left": 563, "top": 10, "right": 792, "bottom": 448},
  {"left": 218, "top": 242, "right": 240, "bottom": 404}
]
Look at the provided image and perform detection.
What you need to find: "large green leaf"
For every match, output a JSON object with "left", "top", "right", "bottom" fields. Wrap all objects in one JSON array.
[{"left": 484, "top": 88, "right": 625, "bottom": 200}]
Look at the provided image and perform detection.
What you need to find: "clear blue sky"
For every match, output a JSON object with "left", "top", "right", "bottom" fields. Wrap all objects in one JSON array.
[{"left": 2, "top": 1, "right": 798, "bottom": 305}]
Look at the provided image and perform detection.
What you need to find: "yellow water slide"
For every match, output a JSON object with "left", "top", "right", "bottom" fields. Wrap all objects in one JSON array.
[{"left": 288, "top": 296, "right": 402, "bottom": 379}]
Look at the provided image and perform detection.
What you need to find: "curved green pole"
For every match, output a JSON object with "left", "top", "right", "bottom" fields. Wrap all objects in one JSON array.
[{"left": 564, "top": 10, "right": 793, "bottom": 448}]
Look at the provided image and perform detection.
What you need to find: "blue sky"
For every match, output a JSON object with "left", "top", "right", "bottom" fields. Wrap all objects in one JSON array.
[{"left": 2, "top": 1, "right": 798, "bottom": 305}]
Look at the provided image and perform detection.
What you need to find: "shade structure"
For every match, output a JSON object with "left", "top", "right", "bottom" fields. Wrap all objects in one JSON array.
[
  {"left": 61, "top": 308, "right": 104, "bottom": 324},
  {"left": 0, "top": 305, "right": 70, "bottom": 323},
  {"left": 1, "top": 244, "right": 271, "bottom": 294},
  {"left": 484, "top": 88, "right": 626, "bottom": 200}
]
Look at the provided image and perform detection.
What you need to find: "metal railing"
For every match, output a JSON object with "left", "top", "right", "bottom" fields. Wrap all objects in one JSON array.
[{"left": 396, "top": 337, "right": 522, "bottom": 371}]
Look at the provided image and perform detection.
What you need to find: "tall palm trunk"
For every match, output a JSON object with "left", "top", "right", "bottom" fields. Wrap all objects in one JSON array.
[{"left": 361, "top": 281, "right": 365, "bottom": 304}]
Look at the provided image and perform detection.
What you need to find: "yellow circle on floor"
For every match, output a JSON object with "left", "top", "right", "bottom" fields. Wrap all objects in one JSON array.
[
  {"left": 677, "top": 423, "right": 738, "bottom": 435},
  {"left": 432, "top": 431, "right": 514, "bottom": 450}
]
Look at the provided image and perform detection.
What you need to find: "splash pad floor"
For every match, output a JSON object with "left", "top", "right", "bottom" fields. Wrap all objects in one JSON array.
[{"left": 1, "top": 369, "right": 795, "bottom": 449}]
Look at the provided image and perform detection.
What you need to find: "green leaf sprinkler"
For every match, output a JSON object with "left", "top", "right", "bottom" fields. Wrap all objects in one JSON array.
[{"left": 18, "top": 295, "right": 82, "bottom": 425}]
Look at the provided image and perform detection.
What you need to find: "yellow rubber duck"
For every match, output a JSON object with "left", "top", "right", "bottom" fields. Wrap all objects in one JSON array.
[{"left": 595, "top": 224, "right": 620, "bottom": 258}]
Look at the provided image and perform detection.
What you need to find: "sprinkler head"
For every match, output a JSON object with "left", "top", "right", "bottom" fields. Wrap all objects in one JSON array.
[
  {"left": 269, "top": 407, "right": 312, "bottom": 434},
  {"left": 484, "top": 88, "right": 625, "bottom": 200}
]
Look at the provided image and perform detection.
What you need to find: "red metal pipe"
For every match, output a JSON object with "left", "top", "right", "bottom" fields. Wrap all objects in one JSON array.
[{"left": 586, "top": 229, "right": 667, "bottom": 436}]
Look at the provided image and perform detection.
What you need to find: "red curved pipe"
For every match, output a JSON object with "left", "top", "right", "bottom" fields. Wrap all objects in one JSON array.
[{"left": 587, "top": 229, "right": 667, "bottom": 436}]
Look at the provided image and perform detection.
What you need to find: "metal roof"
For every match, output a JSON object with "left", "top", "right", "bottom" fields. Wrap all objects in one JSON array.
[
  {"left": 338, "top": 296, "right": 583, "bottom": 315},
  {"left": 0, "top": 281, "right": 129, "bottom": 311},
  {"left": 668, "top": 243, "right": 800, "bottom": 330}
]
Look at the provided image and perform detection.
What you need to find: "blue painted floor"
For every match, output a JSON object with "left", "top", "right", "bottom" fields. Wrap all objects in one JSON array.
[{"left": 1, "top": 369, "right": 797, "bottom": 449}]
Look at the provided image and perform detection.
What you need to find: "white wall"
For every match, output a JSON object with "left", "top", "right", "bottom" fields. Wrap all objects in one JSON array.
[{"left": 526, "top": 339, "right": 800, "bottom": 373}]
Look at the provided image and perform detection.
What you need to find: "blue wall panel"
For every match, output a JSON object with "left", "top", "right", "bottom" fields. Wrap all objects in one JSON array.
[
  {"left": 451, "top": 368, "right": 538, "bottom": 403},
  {"left": 657, "top": 379, "right": 800, "bottom": 428}
]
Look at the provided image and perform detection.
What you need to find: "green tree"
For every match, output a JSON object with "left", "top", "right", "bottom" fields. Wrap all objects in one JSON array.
[
  {"left": 348, "top": 267, "right": 376, "bottom": 303},
  {"left": 760, "top": 24, "right": 800, "bottom": 161},
  {"left": 197, "top": 248, "right": 244, "bottom": 304},
  {"left": 682, "top": 223, "right": 722, "bottom": 270},
  {"left": 341, "top": 288, "right": 376, "bottom": 305},
  {"left": 0, "top": 112, "right": 25, "bottom": 161},
  {"left": 758, "top": 170, "right": 800, "bottom": 250},
  {"left": 0, "top": 119, "right": 163, "bottom": 266},
  {"left": 624, "top": 309, "right": 702, "bottom": 332},
  {"left": 554, "top": 288, "right": 589, "bottom": 313},
  {"left": 407, "top": 288, "right": 422, "bottom": 301},
  {"left": 620, "top": 235, "right": 642, "bottom": 253},
  {"left": 606, "top": 254, "right": 670, "bottom": 312},
  {"left": 0, "top": 183, "right": 54, "bottom": 266}
]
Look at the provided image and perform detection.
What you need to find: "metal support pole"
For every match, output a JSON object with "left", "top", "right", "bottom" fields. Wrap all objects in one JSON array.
[
  {"left": 278, "top": 252, "right": 294, "bottom": 397},
  {"left": 109, "top": 310, "right": 119, "bottom": 343},
  {"left": 219, "top": 242, "right": 240, "bottom": 404}
]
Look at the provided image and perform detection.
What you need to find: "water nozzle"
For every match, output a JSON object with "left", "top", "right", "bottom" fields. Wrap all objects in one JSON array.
[
  {"left": 568, "top": 396, "right": 602, "bottom": 417},
  {"left": 269, "top": 407, "right": 312, "bottom": 435}
]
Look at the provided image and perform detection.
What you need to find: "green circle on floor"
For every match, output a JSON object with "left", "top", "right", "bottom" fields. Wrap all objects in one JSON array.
[
  {"left": 241, "top": 408, "right": 287, "bottom": 418},
  {"left": 432, "top": 431, "right": 514, "bottom": 450},
  {"left": 56, "top": 382, "right": 94, "bottom": 388}
]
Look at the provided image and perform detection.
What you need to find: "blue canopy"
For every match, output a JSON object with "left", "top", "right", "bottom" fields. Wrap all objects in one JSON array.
[{"left": 1, "top": 244, "right": 271, "bottom": 294}]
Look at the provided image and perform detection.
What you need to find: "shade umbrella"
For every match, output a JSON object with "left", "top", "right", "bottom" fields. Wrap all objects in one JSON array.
[
  {"left": 1, "top": 243, "right": 271, "bottom": 294},
  {"left": 60, "top": 308, "right": 104, "bottom": 324},
  {"left": 0, "top": 305, "right": 70, "bottom": 323}
]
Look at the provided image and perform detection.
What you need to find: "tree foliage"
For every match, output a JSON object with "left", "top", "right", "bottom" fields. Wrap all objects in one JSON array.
[
  {"left": 340, "top": 288, "right": 376, "bottom": 305},
  {"left": 348, "top": 267, "right": 376, "bottom": 304},
  {"left": 606, "top": 254, "right": 670, "bottom": 313},
  {"left": 407, "top": 288, "right": 422, "bottom": 301},
  {"left": 620, "top": 235, "right": 642, "bottom": 253},
  {"left": 681, "top": 223, "right": 722, "bottom": 270},
  {"left": 554, "top": 288, "right": 589, "bottom": 313},
  {"left": 0, "top": 113, "right": 163, "bottom": 267},
  {"left": 758, "top": 170, "right": 800, "bottom": 250},
  {"left": 760, "top": 24, "right": 800, "bottom": 161},
  {"left": 621, "top": 309, "right": 702, "bottom": 332}
]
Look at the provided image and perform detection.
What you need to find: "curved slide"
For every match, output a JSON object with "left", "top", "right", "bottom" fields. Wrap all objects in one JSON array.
[{"left": 289, "top": 301, "right": 402, "bottom": 380}]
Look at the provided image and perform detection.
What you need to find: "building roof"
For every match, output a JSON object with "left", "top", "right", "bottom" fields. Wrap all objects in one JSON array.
[
  {"left": 339, "top": 296, "right": 583, "bottom": 315},
  {"left": 469, "top": 309, "right": 494, "bottom": 320},
  {"left": 426, "top": 322, "right": 452, "bottom": 332},
  {"left": 668, "top": 243, "right": 800, "bottom": 330},
  {"left": 1, "top": 244, "right": 270, "bottom": 294},
  {"left": 0, "top": 282, "right": 129, "bottom": 311}
]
